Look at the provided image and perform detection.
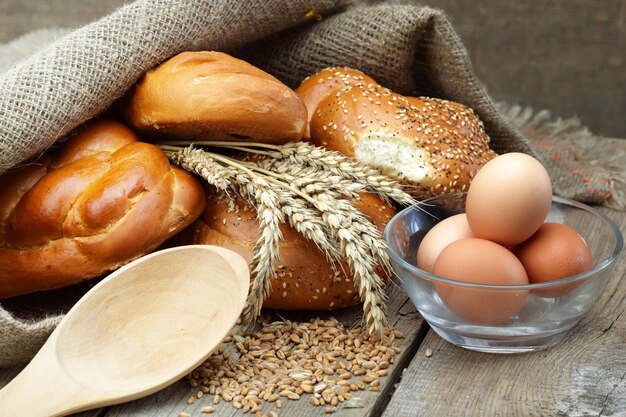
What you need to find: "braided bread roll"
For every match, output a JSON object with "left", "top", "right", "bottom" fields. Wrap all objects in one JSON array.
[{"left": 0, "top": 119, "right": 205, "bottom": 298}]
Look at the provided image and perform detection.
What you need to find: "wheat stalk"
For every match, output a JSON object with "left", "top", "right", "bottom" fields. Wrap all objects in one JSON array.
[
  {"left": 162, "top": 143, "right": 406, "bottom": 334},
  {"left": 168, "top": 146, "right": 234, "bottom": 191},
  {"left": 255, "top": 158, "right": 363, "bottom": 199},
  {"left": 251, "top": 159, "right": 391, "bottom": 332},
  {"left": 160, "top": 141, "right": 416, "bottom": 206},
  {"left": 209, "top": 154, "right": 285, "bottom": 323},
  {"left": 312, "top": 193, "right": 389, "bottom": 333},
  {"left": 166, "top": 146, "right": 283, "bottom": 321},
  {"left": 271, "top": 187, "right": 340, "bottom": 259},
  {"left": 269, "top": 142, "right": 415, "bottom": 206}
]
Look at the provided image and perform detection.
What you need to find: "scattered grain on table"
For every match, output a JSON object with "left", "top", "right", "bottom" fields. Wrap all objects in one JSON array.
[{"left": 185, "top": 317, "right": 403, "bottom": 416}]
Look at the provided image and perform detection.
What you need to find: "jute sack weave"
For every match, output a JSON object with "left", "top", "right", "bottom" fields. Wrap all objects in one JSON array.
[
  {"left": 0, "top": 0, "right": 348, "bottom": 176},
  {"left": 236, "top": 3, "right": 535, "bottom": 158},
  {"left": 0, "top": 0, "right": 622, "bottom": 367}
]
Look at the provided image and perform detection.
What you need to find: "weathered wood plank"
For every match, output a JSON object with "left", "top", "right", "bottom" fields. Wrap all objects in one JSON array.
[
  {"left": 382, "top": 207, "right": 626, "bottom": 417},
  {"left": 102, "top": 283, "right": 427, "bottom": 417}
]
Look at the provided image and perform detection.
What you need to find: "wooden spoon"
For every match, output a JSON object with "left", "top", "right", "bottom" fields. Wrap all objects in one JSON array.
[{"left": 0, "top": 245, "right": 249, "bottom": 417}]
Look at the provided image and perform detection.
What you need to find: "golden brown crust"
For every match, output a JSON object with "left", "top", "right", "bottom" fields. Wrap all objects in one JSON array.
[
  {"left": 298, "top": 68, "right": 497, "bottom": 198},
  {"left": 295, "top": 67, "right": 378, "bottom": 138},
  {"left": 124, "top": 51, "right": 308, "bottom": 144},
  {"left": 0, "top": 119, "right": 206, "bottom": 298},
  {"left": 183, "top": 190, "right": 397, "bottom": 310}
]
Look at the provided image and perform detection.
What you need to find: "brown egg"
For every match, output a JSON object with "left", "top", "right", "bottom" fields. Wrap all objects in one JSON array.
[
  {"left": 514, "top": 222, "right": 594, "bottom": 296},
  {"left": 416, "top": 213, "right": 474, "bottom": 273},
  {"left": 433, "top": 238, "right": 529, "bottom": 324},
  {"left": 466, "top": 152, "right": 552, "bottom": 246}
]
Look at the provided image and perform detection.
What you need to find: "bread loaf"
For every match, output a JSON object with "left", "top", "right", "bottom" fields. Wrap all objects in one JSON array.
[
  {"left": 124, "top": 51, "right": 308, "bottom": 144},
  {"left": 0, "top": 119, "right": 206, "bottom": 298},
  {"left": 296, "top": 68, "right": 497, "bottom": 198},
  {"left": 183, "top": 190, "right": 397, "bottom": 310},
  {"left": 296, "top": 67, "right": 377, "bottom": 138}
]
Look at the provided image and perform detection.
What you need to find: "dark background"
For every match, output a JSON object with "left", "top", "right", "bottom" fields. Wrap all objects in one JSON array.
[{"left": 1, "top": 0, "right": 624, "bottom": 138}]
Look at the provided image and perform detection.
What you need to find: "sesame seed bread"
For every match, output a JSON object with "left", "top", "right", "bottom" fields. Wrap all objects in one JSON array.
[
  {"left": 0, "top": 119, "right": 206, "bottom": 298},
  {"left": 183, "top": 190, "right": 397, "bottom": 310},
  {"left": 296, "top": 67, "right": 377, "bottom": 139},
  {"left": 296, "top": 68, "right": 497, "bottom": 198},
  {"left": 124, "top": 51, "right": 308, "bottom": 144}
]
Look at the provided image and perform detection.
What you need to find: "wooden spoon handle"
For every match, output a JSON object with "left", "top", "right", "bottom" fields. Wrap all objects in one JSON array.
[{"left": 0, "top": 342, "right": 88, "bottom": 417}]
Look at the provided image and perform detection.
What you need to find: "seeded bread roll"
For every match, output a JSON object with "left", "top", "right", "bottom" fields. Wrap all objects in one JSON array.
[
  {"left": 296, "top": 67, "right": 377, "bottom": 138},
  {"left": 0, "top": 119, "right": 206, "bottom": 298},
  {"left": 124, "top": 51, "right": 307, "bottom": 144},
  {"left": 183, "top": 191, "right": 397, "bottom": 310},
  {"left": 296, "top": 68, "right": 497, "bottom": 198}
]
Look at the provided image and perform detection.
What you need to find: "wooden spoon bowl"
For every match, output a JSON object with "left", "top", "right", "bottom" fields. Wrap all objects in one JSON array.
[{"left": 0, "top": 245, "right": 249, "bottom": 417}]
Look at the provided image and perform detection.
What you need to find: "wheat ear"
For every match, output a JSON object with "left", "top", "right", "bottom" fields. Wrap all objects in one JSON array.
[
  {"left": 163, "top": 144, "right": 394, "bottom": 334},
  {"left": 168, "top": 146, "right": 284, "bottom": 322},
  {"left": 270, "top": 142, "right": 416, "bottom": 206},
  {"left": 161, "top": 141, "right": 416, "bottom": 206}
]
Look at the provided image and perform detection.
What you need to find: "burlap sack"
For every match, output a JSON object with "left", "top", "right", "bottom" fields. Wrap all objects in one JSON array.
[{"left": 0, "top": 0, "right": 623, "bottom": 367}]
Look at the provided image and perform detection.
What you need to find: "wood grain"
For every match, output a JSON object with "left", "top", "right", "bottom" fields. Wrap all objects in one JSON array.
[
  {"left": 1, "top": 212, "right": 623, "bottom": 416},
  {"left": 2, "top": 136, "right": 624, "bottom": 416},
  {"left": 3, "top": 212, "right": 623, "bottom": 417},
  {"left": 0, "top": 246, "right": 250, "bottom": 417},
  {"left": 0, "top": 366, "right": 105, "bottom": 417},
  {"left": 383, "top": 207, "right": 626, "bottom": 417},
  {"left": 102, "top": 283, "right": 427, "bottom": 417}
]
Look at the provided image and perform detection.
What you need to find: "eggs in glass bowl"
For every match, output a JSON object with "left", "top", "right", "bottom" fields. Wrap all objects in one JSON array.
[{"left": 385, "top": 153, "right": 623, "bottom": 353}]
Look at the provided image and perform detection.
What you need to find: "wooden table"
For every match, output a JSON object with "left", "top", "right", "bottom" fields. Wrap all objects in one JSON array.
[{"left": 2, "top": 142, "right": 625, "bottom": 417}]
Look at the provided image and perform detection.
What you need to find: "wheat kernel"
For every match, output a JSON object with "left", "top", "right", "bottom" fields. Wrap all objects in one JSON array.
[{"left": 286, "top": 392, "right": 300, "bottom": 400}]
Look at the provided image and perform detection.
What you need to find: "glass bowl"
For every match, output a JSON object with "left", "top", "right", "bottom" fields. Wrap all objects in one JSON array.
[{"left": 384, "top": 192, "right": 623, "bottom": 353}]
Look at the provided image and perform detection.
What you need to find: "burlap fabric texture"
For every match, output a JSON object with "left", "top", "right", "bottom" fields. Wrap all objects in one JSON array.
[{"left": 0, "top": 0, "right": 622, "bottom": 367}]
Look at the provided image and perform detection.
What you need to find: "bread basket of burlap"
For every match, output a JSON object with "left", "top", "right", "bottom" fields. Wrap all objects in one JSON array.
[{"left": 1, "top": 0, "right": 623, "bottom": 367}]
